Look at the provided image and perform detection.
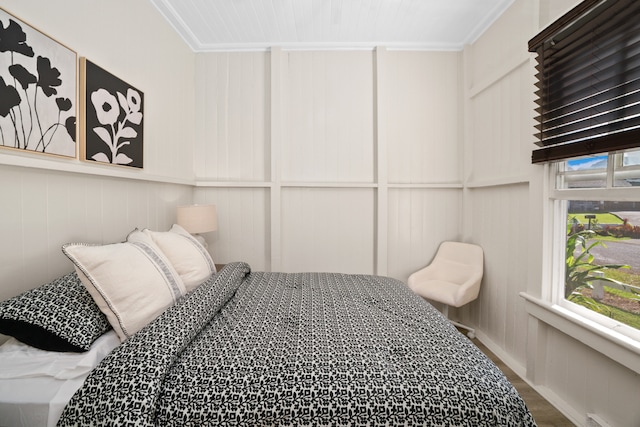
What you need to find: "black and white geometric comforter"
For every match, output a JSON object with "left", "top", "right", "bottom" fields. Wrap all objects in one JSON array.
[{"left": 58, "top": 262, "right": 537, "bottom": 426}]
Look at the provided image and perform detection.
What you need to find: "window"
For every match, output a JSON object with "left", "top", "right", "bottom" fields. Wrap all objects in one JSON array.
[
  {"left": 530, "top": 1, "right": 640, "bottom": 342},
  {"left": 552, "top": 151, "right": 640, "bottom": 341}
]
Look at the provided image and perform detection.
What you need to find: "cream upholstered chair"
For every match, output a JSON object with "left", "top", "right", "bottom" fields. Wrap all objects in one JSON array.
[{"left": 408, "top": 241, "right": 484, "bottom": 338}]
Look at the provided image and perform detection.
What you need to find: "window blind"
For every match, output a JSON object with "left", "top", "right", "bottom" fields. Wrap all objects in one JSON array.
[{"left": 529, "top": 0, "right": 640, "bottom": 164}]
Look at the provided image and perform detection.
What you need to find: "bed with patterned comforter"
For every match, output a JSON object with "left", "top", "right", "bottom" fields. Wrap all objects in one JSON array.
[{"left": 57, "top": 262, "right": 536, "bottom": 426}]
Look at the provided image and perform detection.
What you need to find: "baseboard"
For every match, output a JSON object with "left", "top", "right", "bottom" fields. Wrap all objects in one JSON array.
[{"left": 475, "top": 330, "right": 584, "bottom": 426}]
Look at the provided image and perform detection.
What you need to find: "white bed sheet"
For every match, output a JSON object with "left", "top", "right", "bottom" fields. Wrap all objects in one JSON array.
[{"left": 0, "top": 331, "right": 119, "bottom": 427}]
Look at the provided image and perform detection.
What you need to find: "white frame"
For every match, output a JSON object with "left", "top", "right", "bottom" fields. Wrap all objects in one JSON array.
[{"left": 548, "top": 155, "right": 640, "bottom": 343}]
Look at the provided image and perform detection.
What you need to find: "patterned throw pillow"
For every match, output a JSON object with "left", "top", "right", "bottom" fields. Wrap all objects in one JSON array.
[
  {"left": 0, "top": 272, "right": 111, "bottom": 352},
  {"left": 63, "top": 232, "right": 187, "bottom": 342},
  {"left": 142, "top": 224, "right": 217, "bottom": 291}
]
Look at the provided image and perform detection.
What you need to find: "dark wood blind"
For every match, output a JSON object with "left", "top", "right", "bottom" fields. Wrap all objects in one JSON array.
[{"left": 529, "top": 0, "right": 640, "bottom": 164}]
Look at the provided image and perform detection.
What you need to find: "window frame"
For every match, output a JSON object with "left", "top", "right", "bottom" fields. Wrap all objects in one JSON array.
[
  {"left": 548, "top": 153, "right": 640, "bottom": 343},
  {"left": 518, "top": 160, "right": 640, "bottom": 375}
]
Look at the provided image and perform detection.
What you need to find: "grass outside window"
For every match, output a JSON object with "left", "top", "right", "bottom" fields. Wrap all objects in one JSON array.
[{"left": 567, "top": 214, "right": 640, "bottom": 330}]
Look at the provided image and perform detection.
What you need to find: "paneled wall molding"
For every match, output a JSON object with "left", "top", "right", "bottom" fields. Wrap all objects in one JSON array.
[
  {"left": 388, "top": 183, "right": 463, "bottom": 188},
  {"left": 195, "top": 181, "right": 272, "bottom": 188},
  {"left": 374, "top": 47, "right": 390, "bottom": 276},
  {"left": 465, "top": 175, "right": 530, "bottom": 188},
  {"left": 0, "top": 154, "right": 195, "bottom": 186},
  {"left": 468, "top": 54, "right": 530, "bottom": 99},
  {"left": 270, "top": 47, "right": 284, "bottom": 272},
  {"left": 522, "top": 292, "right": 640, "bottom": 375},
  {"left": 195, "top": 47, "right": 463, "bottom": 277},
  {"left": 194, "top": 180, "right": 464, "bottom": 189},
  {"left": 0, "top": 155, "right": 467, "bottom": 191},
  {"left": 478, "top": 326, "right": 583, "bottom": 425}
]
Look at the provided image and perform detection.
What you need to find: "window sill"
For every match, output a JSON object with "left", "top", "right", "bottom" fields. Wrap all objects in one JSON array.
[{"left": 520, "top": 292, "right": 640, "bottom": 375}]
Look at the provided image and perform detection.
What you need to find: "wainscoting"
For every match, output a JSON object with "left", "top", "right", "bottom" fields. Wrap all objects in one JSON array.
[{"left": 473, "top": 337, "right": 574, "bottom": 427}]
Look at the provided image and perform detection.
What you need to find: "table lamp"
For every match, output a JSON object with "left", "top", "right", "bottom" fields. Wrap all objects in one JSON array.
[{"left": 176, "top": 204, "right": 217, "bottom": 248}]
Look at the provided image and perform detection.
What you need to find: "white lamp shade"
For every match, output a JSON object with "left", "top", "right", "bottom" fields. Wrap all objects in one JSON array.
[{"left": 176, "top": 205, "right": 217, "bottom": 234}]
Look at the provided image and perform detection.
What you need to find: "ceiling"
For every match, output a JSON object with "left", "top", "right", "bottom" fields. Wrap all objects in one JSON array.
[{"left": 150, "top": 0, "right": 515, "bottom": 52}]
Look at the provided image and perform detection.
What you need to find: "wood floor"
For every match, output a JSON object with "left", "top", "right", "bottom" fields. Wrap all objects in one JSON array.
[{"left": 472, "top": 338, "right": 576, "bottom": 427}]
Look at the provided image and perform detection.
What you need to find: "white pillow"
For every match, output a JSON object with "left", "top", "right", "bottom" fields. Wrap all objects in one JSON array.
[
  {"left": 62, "top": 232, "right": 186, "bottom": 342},
  {"left": 142, "top": 224, "right": 216, "bottom": 291}
]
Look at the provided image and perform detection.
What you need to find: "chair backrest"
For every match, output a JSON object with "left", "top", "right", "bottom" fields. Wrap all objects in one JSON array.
[
  {"left": 429, "top": 241, "right": 484, "bottom": 284},
  {"left": 435, "top": 241, "right": 483, "bottom": 264}
]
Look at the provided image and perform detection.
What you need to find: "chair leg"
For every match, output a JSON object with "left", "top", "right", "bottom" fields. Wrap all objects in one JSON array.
[{"left": 442, "top": 305, "right": 476, "bottom": 339}]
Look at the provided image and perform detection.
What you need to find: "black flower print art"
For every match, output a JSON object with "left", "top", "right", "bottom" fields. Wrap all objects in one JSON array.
[
  {"left": 82, "top": 58, "right": 144, "bottom": 168},
  {"left": 0, "top": 76, "right": 20, "bottom": 118},
  {"left": 0, "top": 18, "right": 34, "bottom": 57},
  {"left": 0, "top": 9, "right": 76, "bottom": 156}
]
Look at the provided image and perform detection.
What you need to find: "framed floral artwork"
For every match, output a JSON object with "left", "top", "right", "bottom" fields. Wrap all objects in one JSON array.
[
  {"left": 0, "top": 8, "right": 77, "bottom": 158},
  {"left": 80, "top": 58, "right": 144, "bottom": 168}
]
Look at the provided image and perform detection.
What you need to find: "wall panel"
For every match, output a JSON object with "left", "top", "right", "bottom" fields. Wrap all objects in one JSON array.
[
  {"left": 281, "top": 188, "right": 374, "bottom": 273},
  {"left": 387, "top": 188, "right": 462, "bottom": 281},
  {"left": 543, "top": 326, "right": 640, "bottom": 427},
  {"left": 194, "top": 52, "right": 268, "bottom": 181},
  {"left": 194, "top": 187, "right": 269, "bottom": 271},
  {"left": 384, "top": 52, "right": 461, "bottom": 184},
  {"left": 466, "top": 0, "right": 534, "bottom": 92},
  {"left": 0, "top": 165, "right": 192, "bottom": 303},
  {"left": 281, "top": 51, "right": 374, "bottom": 183},
  {"left": 467, "top": 184, "right": 530, "bottom": 361},
  {"left": 468, "top": 63, "right": 535, "bottom": 183}
]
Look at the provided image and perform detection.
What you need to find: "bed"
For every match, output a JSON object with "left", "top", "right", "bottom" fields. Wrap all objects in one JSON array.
[{"left": 0, "top": 226, "right": 537, "bottom": 426}]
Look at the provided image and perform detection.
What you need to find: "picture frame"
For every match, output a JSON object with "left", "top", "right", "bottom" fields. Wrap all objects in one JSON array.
[
  {"left": 80, "top": 58, "right": 144, "bottom": 168},
  {"left": 0, "top": 8, "right": 77, "bottom": 158}
]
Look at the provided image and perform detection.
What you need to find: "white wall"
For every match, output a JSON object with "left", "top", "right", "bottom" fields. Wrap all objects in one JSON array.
[
  {"left": 193, "top": 48, "right": 463, "bottom": 278},
  {"left": 0, "top": 0, "right": 197, "bottom": 303},
  {"left": 0, "top": 165, "right": 191, "bottom": 302},
  {"left": 462, "top": 0, "right": 538, "bottom": 364}
]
